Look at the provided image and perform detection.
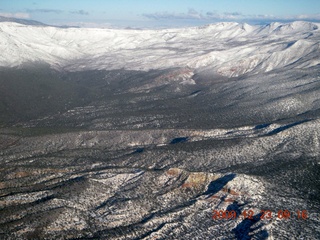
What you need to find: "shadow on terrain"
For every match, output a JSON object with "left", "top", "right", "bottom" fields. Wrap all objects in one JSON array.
[
  {"left": 170, "top": 137, "right": 188, "bottom": 144},
  {"left": 254, "top": 123, "right": 271, "bottom": 130},
  {"left": 226, "top": 200, "right": 247, "bottom": 219},
  {"left": 204, "top": 173, "right": 236, "bottom": 196},
  {"left": 265, "top": 119, "right": 311, "bottom": 136},
  {"left": 232, "top": 213, "right": 268, "bottom": 240}
]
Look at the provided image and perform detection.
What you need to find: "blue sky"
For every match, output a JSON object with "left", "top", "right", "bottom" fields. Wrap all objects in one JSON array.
[{"left": 1, "top": 0, "right": 320, "bottom": 28}]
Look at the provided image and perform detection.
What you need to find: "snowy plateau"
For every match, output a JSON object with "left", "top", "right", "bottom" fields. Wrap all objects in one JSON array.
[{"left": 0, "top": 20, "right": 320, "bottom": 239}]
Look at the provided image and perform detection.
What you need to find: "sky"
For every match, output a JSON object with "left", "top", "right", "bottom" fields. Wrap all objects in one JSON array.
[{"left": 1, "top": 0, "right": 320, "bottom": 28}]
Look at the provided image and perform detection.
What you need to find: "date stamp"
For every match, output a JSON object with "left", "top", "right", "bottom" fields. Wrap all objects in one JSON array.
[{"left": 212, "top": 209, "right": 308, "bottom": 220}]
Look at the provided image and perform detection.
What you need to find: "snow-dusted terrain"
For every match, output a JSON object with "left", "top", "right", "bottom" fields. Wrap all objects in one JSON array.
[
  {"left": 0, "top": 21, "right": 319, "bottom": 76},
  {"left": 0, "top": 20, "right": 320, "bottom": 239}
]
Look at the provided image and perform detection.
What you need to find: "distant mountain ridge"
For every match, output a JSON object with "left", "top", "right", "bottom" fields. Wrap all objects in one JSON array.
[
  {"left": 0, "top": 19, "right": 319, "bottom": 77},
  {"left": 0, "top": 16, "right": 47, "bottom": 26},
  {"left": 0, "top": 16, "right": 80, "bottom": 28}
]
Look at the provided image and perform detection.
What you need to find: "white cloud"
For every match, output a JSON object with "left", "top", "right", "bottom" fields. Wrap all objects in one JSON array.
[
  {"left": 26, "top": 9, "right": 63, "bottom": 14},
  {"left": 143, "top": 10, "right": 320, "bottom": 23},
  {"left": 0, "top": 12, "right": 30, "bottom": 19},
  {"left": 294, "top": 14, "right": 320, "bottom": 20},
  {"left": 59, "top": 21, "right": 112, "bottom": 28},
  {"left": 143, "top": 10, "right": 252, "bottom": 21},
  {"left": 70, "top": 10, "right": 89, "bottom": 16},
  {"left": 143, "top": 9, "right": 205, "bottom": 20}
]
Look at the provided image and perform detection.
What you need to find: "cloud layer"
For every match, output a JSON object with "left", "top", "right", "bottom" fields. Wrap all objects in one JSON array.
[
  {"left": 143, "top": 9, "right": 320, "bottom": 23},
  {"left": 27, "top": 9, "right": 63, "bottom": 14},
  {"left": 26, "top": 9, "right": 90, "bottom": 16},
  {"left": 0, "top": 9, "right": 90, "bottom": 21},
  {"left": 70, "top": 10, "right": 89, "bottom": 16},
  {"left": 0, "top": 12, "right": 30, "bottom": 19}
]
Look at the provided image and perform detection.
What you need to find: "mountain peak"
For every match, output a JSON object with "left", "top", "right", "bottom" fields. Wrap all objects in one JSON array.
[{"left": 272, "top": 21, "right": 319, "bottom": 34}]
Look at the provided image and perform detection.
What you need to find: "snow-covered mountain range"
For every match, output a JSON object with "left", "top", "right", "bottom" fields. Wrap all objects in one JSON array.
[{"left": 0, "top": 21, "right": 319, "bottom": 77}]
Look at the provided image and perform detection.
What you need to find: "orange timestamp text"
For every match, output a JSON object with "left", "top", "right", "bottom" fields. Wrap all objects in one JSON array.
[{"left": 212, "top": 209, "right": 308, "bottom": 220}]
